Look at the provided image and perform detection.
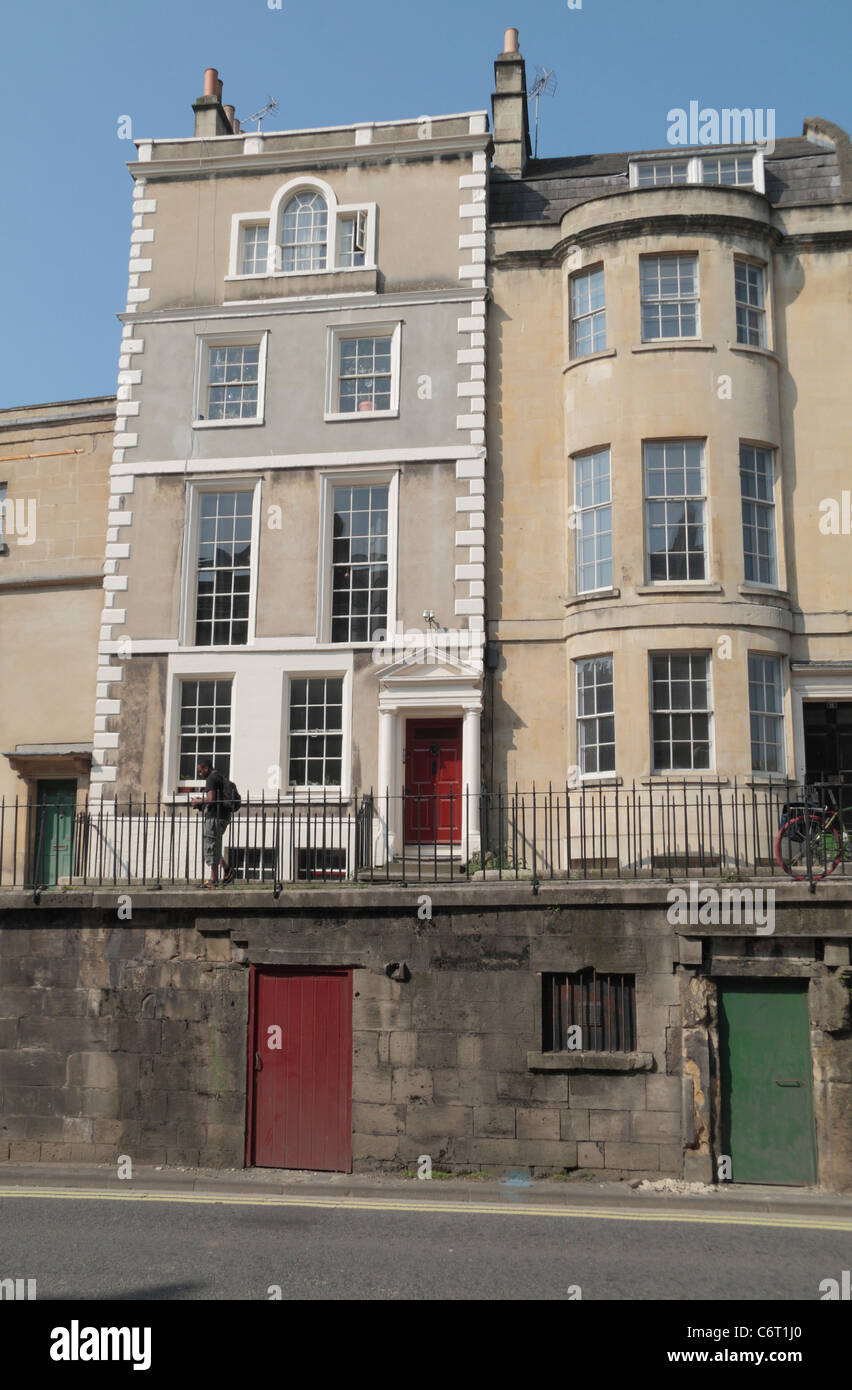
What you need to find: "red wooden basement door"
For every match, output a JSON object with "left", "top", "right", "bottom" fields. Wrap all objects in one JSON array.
[{"left": 249, "top": 968, "right": 353, "bottom": 1172}]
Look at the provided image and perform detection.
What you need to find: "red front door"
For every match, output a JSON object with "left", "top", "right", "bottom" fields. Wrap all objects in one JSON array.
[
  {"left": 404, "top": 718, "right": 463, "bottom": 844},
  {"left": 249, "top": 968, "right": 352, "bottom": 1172}
]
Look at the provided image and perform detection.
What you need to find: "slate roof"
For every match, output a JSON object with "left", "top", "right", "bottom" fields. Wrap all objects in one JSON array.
[{"left": 491, "top": 135, "right": 844, "bottom": 225}]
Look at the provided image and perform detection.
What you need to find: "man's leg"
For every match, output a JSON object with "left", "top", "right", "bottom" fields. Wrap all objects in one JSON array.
[
  {"left": 219, "top": 819, "right": 233, "bottom": 882},
  {"left": 203, "top": 815, "right": 223, "bottom": 883}
]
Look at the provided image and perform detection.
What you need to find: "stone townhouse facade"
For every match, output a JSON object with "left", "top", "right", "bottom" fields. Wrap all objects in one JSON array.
[
  {"left": 480, "top": 28, "right": 852, "bottom": 1188},
  {"left": 89, "top": 71, "right": 491, "bottom": 875},
  {"left": 0, "top": 395, "right": 115, "bottom": 883},
  {"left": 487, "top": 29, "right": 852, "bottom": 796}
]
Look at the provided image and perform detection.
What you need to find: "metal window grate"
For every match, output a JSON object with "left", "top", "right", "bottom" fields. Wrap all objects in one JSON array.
[
  {"left": 544, "top": 970, "right": 636, "bottom": 1052},
  {"left": 297, "top": 847, "right": 347, "bottom": 881}
]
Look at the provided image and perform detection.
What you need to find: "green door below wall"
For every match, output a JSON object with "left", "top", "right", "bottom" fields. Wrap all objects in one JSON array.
[
  {"left": 34, "top": 780, "right": 77, "bottom": 886},
  {"left": 719, "top": 980, "right": 817, "bottom": 1186}
]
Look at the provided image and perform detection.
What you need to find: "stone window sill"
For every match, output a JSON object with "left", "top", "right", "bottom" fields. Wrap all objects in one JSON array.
[
  {"left": 640, "top": 775, "right": 729, "bottom": 786},
  {"left": 528, "top": 1050, "right": 654, "bottom": 1073},
  {"left": 738, "top": 583, "right": 790, "bottom": 601},
  {"left": 564, "top": 587, "right": 621, "bottom": 607},
  {"left": 563, "top": 348, "right": 617, "bottom": 373},
  {"left": 632, "top": 341, "right": 715, "bottom": 354},
  {"left": 635, "top": 582, "right": 722, "bottom": 595},
  {"left": 728, "top": 342, "right": 779, "bottom": 363}
]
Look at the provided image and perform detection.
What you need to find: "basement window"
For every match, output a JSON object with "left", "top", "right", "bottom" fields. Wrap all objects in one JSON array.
[
  {"left": 297, "top": 847, "right": 348, "bottom": 881},
  {"left": 543, "top": 970, "right": 636, "bottom": 1052}
]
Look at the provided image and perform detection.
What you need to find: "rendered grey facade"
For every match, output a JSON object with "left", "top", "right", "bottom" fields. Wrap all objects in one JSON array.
[{"left": 92, "top": 74, "right": 490, "bottom": 870}]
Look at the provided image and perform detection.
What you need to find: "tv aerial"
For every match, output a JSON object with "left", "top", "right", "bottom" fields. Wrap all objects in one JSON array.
[
  {"left": 246, "top": 96, "right": 279, "bottom": 132},
  {"left": 527, "top": 66, "right": 557, "bottom": 158}
]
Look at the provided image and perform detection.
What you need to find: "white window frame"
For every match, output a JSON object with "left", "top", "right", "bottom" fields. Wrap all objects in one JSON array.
[
  {"left": 740, "top": 443, "right": 777, "bottom": 586},
  {"left": 632, "top": 159, "right": 691, "bottom": 187},
  {"left": 169, "top": 672, "right": 237, "bottom": 794},
  {"left": 283, "top": 664, "right": 353, "bottom": 798},
  {"left": 325, "top": 322, "right": 402, "bottom": 422},
  {"left": 226, "top": 175, "right": 377, "bottom": 281},
  {"left": 644, "top": 439, "right": 707, "bottom": 584},
  {"left": 748, "top": 653, "right": 785, "bottom": 775},
  {"left": 179, "top": 477, "right": 262, "bottom": 649},
  {"left": 629, "top": 149, "right": 764, "bottom": 193},
  {"left": 640, "top": 254, "right": 701, "bottom": 342},
  {"left": 734, "top": 256, "right": 769, "bottom": 348},
  {"left": 0, "top": 481, "right": 7, "bottom": 547},
  {"left": 573, "top": 447, "right": 613, "bottom": 594},
  {"left": 238, "top": 221, "right": 270, "bottom": 276},
  {"left": 192, "top": 330, "right": 269, "bottom": 429},
  {"left": 649, "top": 651, "right": 714, "bottom": 775},
  {"left": 576, "top": 655, "right": 616, "bottom": 780},
  {"left": 316, "top": 468, "right": 399, "bottom": 647},
  {"left": 570, "top": 265, "right": 607, "bottom": 357}
]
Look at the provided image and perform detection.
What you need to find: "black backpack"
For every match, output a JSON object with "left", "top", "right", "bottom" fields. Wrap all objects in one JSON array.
[{"left": 222, "top": 777, "right": 242, "bottom": 815}]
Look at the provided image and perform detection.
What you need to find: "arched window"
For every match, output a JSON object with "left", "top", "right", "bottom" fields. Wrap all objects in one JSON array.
[{"left": 280, "top": 191, "right": 328, "bottom": 272}]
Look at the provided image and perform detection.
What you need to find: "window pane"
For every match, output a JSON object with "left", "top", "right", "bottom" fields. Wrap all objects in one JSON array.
[
  {"left": 194, "top": 492, "right": 253, "bottom": 646},
  {"left": 178, "top": 679, "right": 232, "bottom": 781},
  {"left": 330, "top": 485, "right": 390, "bottom": 642},
  {"left": 650, "top": 653, "right": 712, "bottom": 771},
  {"left": 336, "top": 335, "right": 394, "bottom": 412},
  {"left": 288, "top": 676, "right": 346, "bottom": 786},
  {"left": 571, "top": 268, "right": 606, "bottom": 356},
  {"left": 640, "top": 255, "right": 699, "bottom": 341},
  {"left": 574, "top": 449, "right": 612, "bottom": 592},
  {"left": 644, "top": 442, "right": 706, "bottom": 582},
  {"left": 576, "top": 656, "right": 615, "bottom": 775}
]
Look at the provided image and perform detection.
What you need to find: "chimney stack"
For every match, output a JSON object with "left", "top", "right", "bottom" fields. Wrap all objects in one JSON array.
[
  {"left": 193, "top": 67, "right": 235, "bottom": 137},
  {"left": 491, "top": 26, "right": 530, "bottom": 177}
]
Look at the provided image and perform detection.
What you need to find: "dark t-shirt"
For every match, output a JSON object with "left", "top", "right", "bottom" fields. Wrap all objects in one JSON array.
[{"left": 205, "top": 768, "right": 227, "bottom": 818}]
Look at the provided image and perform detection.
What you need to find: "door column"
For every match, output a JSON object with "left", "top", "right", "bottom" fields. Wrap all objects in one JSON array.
[
  {"left": 376, "top": 708, "right": 396, "bottom": 863},
  {"left": 462, "top": 707, "right": 481, "bottom": 854}
]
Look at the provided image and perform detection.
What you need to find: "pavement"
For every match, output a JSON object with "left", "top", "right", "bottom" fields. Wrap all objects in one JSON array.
[{"left": 1, "top": 1160, "right": 851, "bottom": 1225}]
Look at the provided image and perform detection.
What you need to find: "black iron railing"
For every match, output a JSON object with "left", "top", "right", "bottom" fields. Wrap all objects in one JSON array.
[{"left": 1, "top": 780, "right": 850, "bottom": 890}]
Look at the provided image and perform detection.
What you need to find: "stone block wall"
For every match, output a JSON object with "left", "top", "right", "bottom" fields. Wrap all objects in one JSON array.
[
  {"left": 0, "top": 887, "right": 849, "bottom": 1188},
  {"left": 0, "top": 913, "right": 247, "bottom": 1167}
]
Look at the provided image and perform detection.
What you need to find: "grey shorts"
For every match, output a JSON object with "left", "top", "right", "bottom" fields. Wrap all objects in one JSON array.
[{"left": 203, "top": 814, "right": 228, "bottom": 866}]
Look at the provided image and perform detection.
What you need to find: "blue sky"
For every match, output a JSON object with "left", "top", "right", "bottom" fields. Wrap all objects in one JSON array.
[{"left": 1, "top": 0, "right": 849, "bottom": 409}]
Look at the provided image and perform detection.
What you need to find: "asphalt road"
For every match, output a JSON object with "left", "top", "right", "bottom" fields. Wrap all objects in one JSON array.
[{"left": 1, "top": 1189, "right": 849, "bottom": 1300}]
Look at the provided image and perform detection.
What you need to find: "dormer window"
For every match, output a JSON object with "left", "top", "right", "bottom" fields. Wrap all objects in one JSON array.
[
  {"left": 635, "top": 160, "right": 689, "bottom": 187},
  {"left": 701, "top": 155, "right": 753, "bottom": 186},
  {"left": 630, "top": 151, "right": 763, "bottom": 192},
  {"left": 280, "top": 191, "right": 328, "bottom": 272}
]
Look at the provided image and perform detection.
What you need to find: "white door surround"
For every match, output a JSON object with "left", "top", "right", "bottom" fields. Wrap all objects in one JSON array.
[{"left": 375, "top": 651, "right": 483, "bottom": 860}]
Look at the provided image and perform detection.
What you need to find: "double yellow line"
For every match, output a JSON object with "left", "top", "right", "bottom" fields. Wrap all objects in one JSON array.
[{"left": 1, "top": 1187, "right": 850, "bottom": 1231}]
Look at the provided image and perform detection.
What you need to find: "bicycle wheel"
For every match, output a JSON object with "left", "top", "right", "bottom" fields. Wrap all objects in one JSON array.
[
  {"left": 835, "top": 809, "right": 852, "bottom": 862},
  {"left": 775, "top": 814, "right": 841, "bottom": 880}
]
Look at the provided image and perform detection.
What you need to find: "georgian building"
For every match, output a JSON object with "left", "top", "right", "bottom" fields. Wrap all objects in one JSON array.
[
  {"left": 91, "top": 72, "right": 491, "bottom": 873},
  {"left": 487, "top": 30, "right": 852, "bottom": 797},
  {"left": 0, "top": 395, "right": 115, "bottom": 884}
]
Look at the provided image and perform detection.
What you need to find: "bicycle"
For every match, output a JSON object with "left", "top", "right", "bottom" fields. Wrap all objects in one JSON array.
[{"left": 774, "top": 787, "right": 852, "bottom": 880}]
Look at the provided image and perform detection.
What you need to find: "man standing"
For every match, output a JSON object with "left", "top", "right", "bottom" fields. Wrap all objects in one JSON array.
[{"left": 191, "top": 758, "right": 234, "bottom": 887}]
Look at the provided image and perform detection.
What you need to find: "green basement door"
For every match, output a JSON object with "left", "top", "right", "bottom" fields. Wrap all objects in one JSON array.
[
  {"left": 719, "top": 980, "right": 817, "bottom": 1186},
  {"left": 34, "top": 779, "right": 77, "bottom": 885}
]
